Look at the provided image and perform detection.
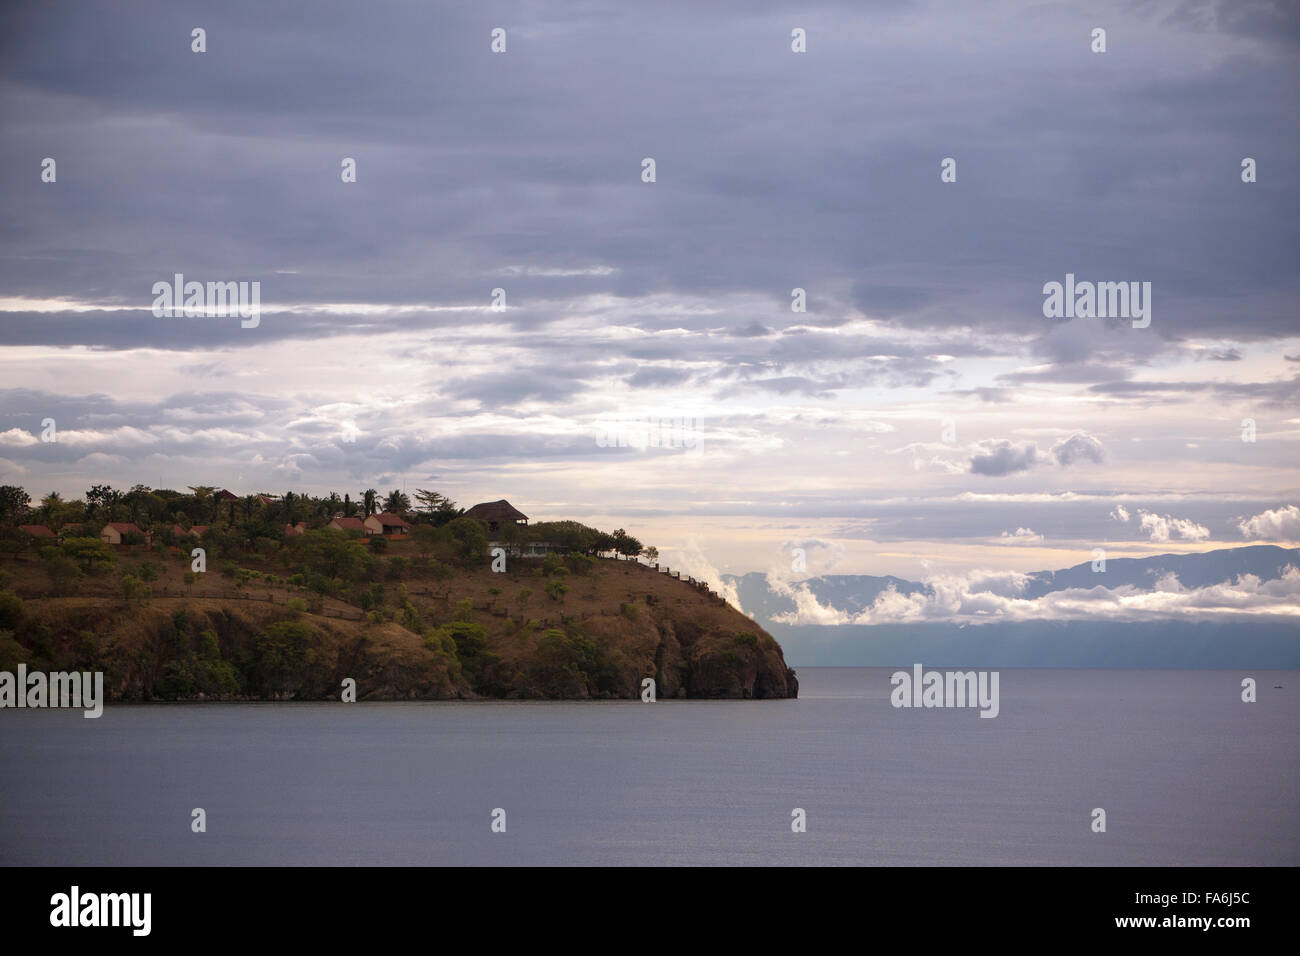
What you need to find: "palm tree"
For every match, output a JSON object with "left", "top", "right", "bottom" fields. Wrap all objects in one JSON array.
[
  {"left": 384, "top": 490, "right": 410, "bottom": 514},
  {"left": 362, "top": 488, "right": 378, "bottom": 517}
]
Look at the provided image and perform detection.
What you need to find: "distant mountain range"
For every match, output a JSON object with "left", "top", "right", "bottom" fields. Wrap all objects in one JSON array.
[{"left": 723, "top": 546, "right": 1300, "bottom": 668}]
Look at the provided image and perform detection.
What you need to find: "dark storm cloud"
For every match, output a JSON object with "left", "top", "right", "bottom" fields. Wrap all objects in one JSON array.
[
  {"left": 625, "top": 366, "right": 694, "bottom": 388},
  {"left": 1052, "top": 433, "right": 1106, "bottom": 467},
  {"left": 969, "top": 440, "right": 1039, "bottom": 477},
  {"left": 0, "top": 0, "right": 1294, "bottom": 364},
  {"left": 441, "top": 369, "right": 593, "bottom": 406}
]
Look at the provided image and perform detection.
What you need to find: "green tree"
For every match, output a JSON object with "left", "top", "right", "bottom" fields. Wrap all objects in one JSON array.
[
  {"left": 0, "top": 485, "right": 32, "bottom": 522},
  {"left": 291, "top": 529, "right": 373, "bottom": 582},
  {"left": 445, "top": 516, "right": 488, "bottom": 565},
  {"left": 0, "top": 590, "right": 22, "bottom": 629},
  {"left": 411, "top": 523, "right": 441, "bottom": 558},
  {"left": 39, "top": 491, "right": 62, "bottom": 522},
  {"left": 44, "top": 553, "right": 82, "bottom": 595},
  {"left": 60, "top": 536, "right": 113, "bottom": 574},
  {"left": 383, "top": 489, "right": 411, "bottom": 514},
  {"left": 121, "top": 574, "right": 148, "bottom": 603},
  {"left": 423, "top": 619, "right": 496, "bottom": 687},
  {"left": 611, "top": 528, "right": 643, "bottom": 559},
  {"left": 413, "top": 488, "right": 457, "bottom": 522}
]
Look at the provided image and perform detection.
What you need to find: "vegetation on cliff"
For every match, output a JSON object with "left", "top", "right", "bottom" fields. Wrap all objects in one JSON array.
[{"left": 0, "top": 514, "right": 797, "bottom": 701}]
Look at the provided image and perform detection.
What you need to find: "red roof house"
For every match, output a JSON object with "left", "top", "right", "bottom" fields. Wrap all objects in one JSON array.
[{"left": 364, "top": 512, "right": 412, "bottom": 535}]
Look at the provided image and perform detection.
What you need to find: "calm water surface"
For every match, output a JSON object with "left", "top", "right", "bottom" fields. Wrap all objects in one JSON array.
[{"left": 1, "top": 668, "right": 1295, "bottom": 865}]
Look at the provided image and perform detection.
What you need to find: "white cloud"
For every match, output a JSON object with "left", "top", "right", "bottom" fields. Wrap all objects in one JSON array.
[
  {"left": 998, "top": 527, "right": 1044, "bottom": 544},
  {"left": 842, "top": 567, "right": 1300, "bottom": 626},
  {"left": 0, "top": 428, "right": 39, "bottom": 447},
  {"left": 1238, "top": 505, "right": 1300, "bottom": 541},
  {"left": 1138, "top": 510, "right": 1211, "bottom": 543}
]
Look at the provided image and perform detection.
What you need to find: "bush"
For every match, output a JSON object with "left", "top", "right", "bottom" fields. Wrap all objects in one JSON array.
[
  {"left": 60, "top": 537, "right": 113, "bottom": 574},
  {"left": 567, "top": 554, "right": 596, "bottom": 576},
  {"left": 45, "top": 554, "right": 81, "bottom": 595},
  {"left": 369, "top": 535, "right": 388, "bottom": 553},
  {"left": 137, "top": 562, "right": 159, "bottom": 583},
  {"left": 121, "top": 574, "right": 149, "bottom": 603},
  {"left": 424, "top": 619, "right": 496, "bottom": 687},
  {"left": 0, "top": 590, "right": 23, "bottom": 629},
  {"left": 619, "top": 602, "right": 639, "bottom": 621}
]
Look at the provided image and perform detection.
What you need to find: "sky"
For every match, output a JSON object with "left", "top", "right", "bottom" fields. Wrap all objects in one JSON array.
[{"left": 0, "top": 0, "right": 1297, "bottom": 586}]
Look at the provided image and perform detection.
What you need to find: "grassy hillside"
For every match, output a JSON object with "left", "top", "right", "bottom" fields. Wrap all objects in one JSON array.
[{"left": 0, "top": 532, "right": 797, "bottom": 701}]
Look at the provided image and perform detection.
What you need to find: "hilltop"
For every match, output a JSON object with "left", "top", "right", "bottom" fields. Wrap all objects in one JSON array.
[{"left": 0, "top": 524, "right": 797, "bottom": 701}]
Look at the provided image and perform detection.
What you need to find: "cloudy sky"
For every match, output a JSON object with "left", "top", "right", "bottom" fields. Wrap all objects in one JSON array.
[{"left": 1, "top": 0, "right": 1297, "bottom": 582}]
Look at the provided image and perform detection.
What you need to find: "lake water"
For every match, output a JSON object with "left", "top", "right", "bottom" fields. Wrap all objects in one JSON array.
[{"left": 1, "top": 668, "right": 1296, "bottom": 865}]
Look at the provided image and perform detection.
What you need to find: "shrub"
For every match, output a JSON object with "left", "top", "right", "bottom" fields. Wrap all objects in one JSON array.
[
  {"left": 424, "top": 619, "right": 496, "bottom": 686},
  {"left": 45, "top": 554, "right": 81, "bottom": 595},
  {"left": 121, "top": 574, "right": 148, "bottom": 603},
  {"left": 0, "top": 590, "right": 23, "bottom": 629}
]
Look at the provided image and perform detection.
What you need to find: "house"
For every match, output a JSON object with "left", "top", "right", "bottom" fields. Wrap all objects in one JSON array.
[
  {"left": 284, "top": 522, "right": 307, "bottom": 537},
  {"left": 101, "top": 522, "right": 145, "bottom": 546},
  {"left": 328, "top": 516, "right": 367, "bottom": 533},
  {"left": 364, "top": 512, "right": 412, "bottom": 536},
  {"left": 18, "top": 524, "right": 56, "bottom": 539},
  {"left": 168, "top": 524, "right": 191, "bottom": 540},
  {"left": 190, "top": 525, "right": 209, "bottom": 537},
  {"left": 464, "top": 500, "right": 528, "bottom": 533},
  {"left": 216, "top": 489, "right": 239, "bottom": 501}
]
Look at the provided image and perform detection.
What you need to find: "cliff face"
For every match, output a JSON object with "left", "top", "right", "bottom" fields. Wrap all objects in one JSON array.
[{"left": 1, "top": 554, "right": 798, "bottom": 701}]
